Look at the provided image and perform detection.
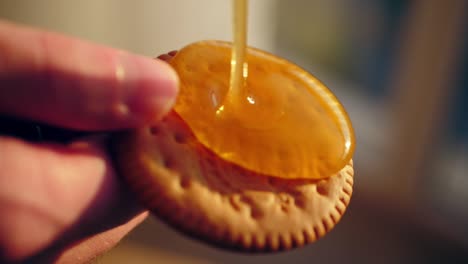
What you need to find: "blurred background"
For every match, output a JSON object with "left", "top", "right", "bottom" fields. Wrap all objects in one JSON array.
[{"left": 1, "top": 0, "right": 467, "bottom": 263}]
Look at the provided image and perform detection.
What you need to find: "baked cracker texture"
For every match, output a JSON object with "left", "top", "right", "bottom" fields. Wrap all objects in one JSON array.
[{"left": 113, "top": 111, "right": 354, "bottom": 252}]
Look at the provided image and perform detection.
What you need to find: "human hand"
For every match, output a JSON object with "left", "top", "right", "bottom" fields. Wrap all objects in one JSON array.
[{"left": 0, "top": 20, "right": 179, "bottom": 263}]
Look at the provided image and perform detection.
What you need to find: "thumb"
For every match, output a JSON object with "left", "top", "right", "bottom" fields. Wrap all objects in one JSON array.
[{"left": 0, "top": 20, "right": 179, "bottom": 131}]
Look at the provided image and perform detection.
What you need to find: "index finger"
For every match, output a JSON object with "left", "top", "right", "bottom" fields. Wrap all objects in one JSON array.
[{"left": 0, "top": 20, "right": 179, "bottom": 131}]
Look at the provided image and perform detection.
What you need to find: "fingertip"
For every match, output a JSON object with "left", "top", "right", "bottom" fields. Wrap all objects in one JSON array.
[
  {"left": 121, "top": 55, "right": 179, "bottom": 124},
  {"left": 0, "top": 20, "right": 181, "bottom": 131}
]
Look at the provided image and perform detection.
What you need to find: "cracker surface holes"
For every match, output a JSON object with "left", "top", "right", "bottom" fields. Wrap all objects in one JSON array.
[{"left": 112, "top": 112, "right": 354, "bottom": 252}]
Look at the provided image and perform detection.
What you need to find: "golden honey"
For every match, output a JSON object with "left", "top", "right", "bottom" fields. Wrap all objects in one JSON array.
[
  {"left": 170, "top": 40, "right": 354, "bottom": 179},
  {"left": 168, "top": 0, "right": 354, "bottom": 179}
]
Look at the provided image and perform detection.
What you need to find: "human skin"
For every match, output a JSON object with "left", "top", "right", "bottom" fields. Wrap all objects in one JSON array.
[{"left": 0, "top": 20, "right": 179, "bottom": 263}]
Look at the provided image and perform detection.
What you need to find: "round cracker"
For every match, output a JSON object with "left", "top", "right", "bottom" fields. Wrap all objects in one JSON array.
[{"left": 112, "top": 111, "right": 354, "bottom": 252}]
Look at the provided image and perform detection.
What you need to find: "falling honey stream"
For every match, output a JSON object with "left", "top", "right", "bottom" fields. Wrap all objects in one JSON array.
[
  {"left": 223, "top": 0, "right": 248, "bottom": 113},
  {"left": 169, "top": 0, "right": 355, "bottom": 179}
]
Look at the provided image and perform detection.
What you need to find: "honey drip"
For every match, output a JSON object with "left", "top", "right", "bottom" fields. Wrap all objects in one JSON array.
[
  {"left": 220, "top": 0, "right": 283, "bottom": 130},
  {"left": 169, "top": 0, "right": 355, "bottom": 179},
  {"left": 225, "top": 0, "right": 248, "bottom": 112}
]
